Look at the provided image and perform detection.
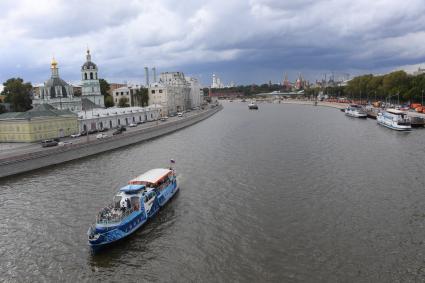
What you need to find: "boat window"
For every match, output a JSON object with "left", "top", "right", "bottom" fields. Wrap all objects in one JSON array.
[
  {"left": 113, "top": 196, "right": 122, "bottom": 209},
  {"left": 130, "top": 196, "right": 140, "bottom": 210}
]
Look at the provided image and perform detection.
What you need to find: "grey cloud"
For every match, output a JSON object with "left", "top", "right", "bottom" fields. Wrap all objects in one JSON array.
[{"left": 1, "top": 0, "right": 425, "bottom": 85}]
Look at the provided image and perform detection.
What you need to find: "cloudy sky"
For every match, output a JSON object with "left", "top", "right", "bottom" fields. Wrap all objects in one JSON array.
[{"left": 1, "top": 0, "right": 425, "bottom": 86}]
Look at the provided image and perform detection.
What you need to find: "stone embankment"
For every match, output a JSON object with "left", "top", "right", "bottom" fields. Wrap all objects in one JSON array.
[{"left": 0, "top": 105, "right": 223, "bottom": 179}]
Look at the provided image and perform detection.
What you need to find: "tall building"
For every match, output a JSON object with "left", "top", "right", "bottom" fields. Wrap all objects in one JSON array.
[
  {"left": 211, "top": 73, "right": 224, "bottom": 88},
  {"left": 33, "top": 58, "right": 82, "bottom": 112},
  {"left": 81, "top": 49, "right": 104, "bottom": 107},
  {"left": 148, "top": 72, "right": 191, "bottom": 115},
  {"left": 187, "top": 77, "right": 202, "bottom": 108}
]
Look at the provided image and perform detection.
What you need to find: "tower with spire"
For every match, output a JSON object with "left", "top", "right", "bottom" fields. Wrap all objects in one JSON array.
[{"left": 81, "top": 48, "right": 104, "bottom": 107}]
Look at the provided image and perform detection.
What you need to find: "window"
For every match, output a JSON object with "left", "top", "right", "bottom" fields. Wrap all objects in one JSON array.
[
  {"left": 159, "top": 89, "right": 163, "bottom": 93},
  {"left": 151, "top": 90, "right": 155, "bottom": 94},
  {"left": 84, "top": 73, "right": 87, "bottom": 80},
  {"left": 90, "top": 72, "right": 93, "bottom": 79}
]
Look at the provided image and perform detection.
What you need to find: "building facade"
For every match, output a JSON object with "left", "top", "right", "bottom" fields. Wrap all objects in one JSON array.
[
  {"left": 77, "top": 106, "right": 160, "bottom": 132},
  {"left": 0, "top": 104, "right": 78, "bottom": 142},
  {"left": 33, "top": 58, "right": 82, "bottom": 112},
  {"left": 148, "top": 72, "right": 191, "bottom": 115},
  {"left": 112, "top": 86, "right": 141, "bottom": 107},
  {"left": 187, "top": 77, "right": 202, "bottom": 108},
  {"left": 81, "top": 49, "right": 104, "bottom": 107}
]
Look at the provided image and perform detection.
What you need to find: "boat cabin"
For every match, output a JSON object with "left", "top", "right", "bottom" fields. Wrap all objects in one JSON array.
[{"left": 128, "top": 168, "right": 174, "bottom": 190}]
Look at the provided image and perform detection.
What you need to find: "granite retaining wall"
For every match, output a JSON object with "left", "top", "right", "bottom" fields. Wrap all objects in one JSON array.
[{"left": 0, "top": 105, "right": 222, "bottom": 179}]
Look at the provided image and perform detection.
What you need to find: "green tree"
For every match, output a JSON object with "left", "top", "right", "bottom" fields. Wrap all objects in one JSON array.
[
  {"left": 382, "top": 71, "right": 409, "bottom": 97},
  {"left": 118, "top": 97, "right": 129, "bottom": 107},
  {"left": 104, "top": 95, "right": 114, "bottom": 108},
  {"left": 1, "top": 78, "right": 32, "bottom": 112},
  {"left": 99, "top": 78, "right": 110, "bottom": 96},
  {"left": 140, "top": 88, "right": 149, "bottom": 106},
  {"left": 99, "top": 78, "right": 114, "bottom": 107}
]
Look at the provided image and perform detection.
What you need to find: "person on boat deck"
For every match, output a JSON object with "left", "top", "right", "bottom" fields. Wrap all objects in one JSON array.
[{"left": 121, "top": 199, "right": 127, "bottom": 211}]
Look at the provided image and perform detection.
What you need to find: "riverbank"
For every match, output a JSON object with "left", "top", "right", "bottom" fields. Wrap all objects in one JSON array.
[{"left": 0, "top": 105, "right": 222, "bottom": 178}]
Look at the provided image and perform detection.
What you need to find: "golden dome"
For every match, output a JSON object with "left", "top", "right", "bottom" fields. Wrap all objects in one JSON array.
[{"left": 51, "top": 57, "right": 58, "bottom": 68}]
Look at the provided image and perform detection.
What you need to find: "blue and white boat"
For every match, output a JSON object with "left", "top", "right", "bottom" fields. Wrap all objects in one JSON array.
[
  {"left": 88, "top": 167, "right": 179, "bottom": 249},
  {"left": 377, "top": 109, "right": 411, "bottom": 131}
]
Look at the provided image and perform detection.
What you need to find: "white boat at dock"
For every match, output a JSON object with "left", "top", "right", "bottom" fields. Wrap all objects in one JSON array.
[
  {"left": 377, "top": 109, "right": 411, "bottom": 131},
  {"left": 344, "top": 104, "right": 367, "bottom": 118}
]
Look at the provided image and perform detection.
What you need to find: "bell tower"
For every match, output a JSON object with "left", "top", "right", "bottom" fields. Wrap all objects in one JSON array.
[{"left": 81, "top": 48, "right": 104, "bottom": 107}]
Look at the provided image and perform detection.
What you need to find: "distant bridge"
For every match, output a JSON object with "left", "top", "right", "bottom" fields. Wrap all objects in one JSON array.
[{"left": 257, "top": 90, "right": 305, "bottom": 96}]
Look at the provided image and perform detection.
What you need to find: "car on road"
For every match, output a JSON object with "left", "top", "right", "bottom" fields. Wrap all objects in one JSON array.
[
  {"left": 88, "top": 129, "right": 98, "bottom": 135},
  {"left": 136, "top": 121, "right": 144, "bottom": 125},
  {"left": 98, "top": 127, "right": 109, "bottom": 132},
  {"left": 58, "top": 141, "right": 73, "bottom": 146},
  {"left": 41, "top": 139, "right": 58, "bottom": 148},
  {"left": 96, "top": 133, "right": 108, "bottom": 139},
  {"left": 70, "top": 133, "right": 81, "bottom": 138},
  {"left": 80, "top": 130, "right": 87, "bottom": 136},
  {"left": 177, "top": 112, "right": 183, "bottom": 117},
  {"left": 112, "top": 129, "right": 123, "bottom": 135},
  {"left": 129, "top": 123, "right": 137, "bottom": 127},
  {"left": 160, "top": 116, "right": 169, "bottom": 121}
]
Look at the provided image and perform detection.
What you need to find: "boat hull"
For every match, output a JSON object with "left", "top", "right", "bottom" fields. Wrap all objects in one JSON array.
[
  {"left": 345, "top": 112, "right": 367, "bottom": 118},
  {"left": 89, "top": 211, "right": 148, "bottom": 248},
  {"left": 377, "top": 120, "right": 411, "bottom": 131}
]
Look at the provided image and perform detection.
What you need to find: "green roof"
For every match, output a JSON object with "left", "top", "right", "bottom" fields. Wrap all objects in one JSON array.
[{"left": 0, "top": 104, "right": 77, "bottom": 120}]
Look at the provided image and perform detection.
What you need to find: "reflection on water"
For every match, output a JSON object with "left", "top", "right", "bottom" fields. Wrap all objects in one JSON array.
[{"left": 0, "top": 102, "right": 425, "bottom": 281}]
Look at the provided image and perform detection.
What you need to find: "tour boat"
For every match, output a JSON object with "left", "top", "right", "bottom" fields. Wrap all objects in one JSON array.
[
  {"left": 248, "top": 101, "right": 258, "bottom": 110},
  {"left": 344, "top": 104, "right": 367, "bottom": 118},
  {"left": 87, "top": 166, "right": 179, "bottom": 249},
  {"left": 377, "top": 109, "right": 411, "bottom": 131}
]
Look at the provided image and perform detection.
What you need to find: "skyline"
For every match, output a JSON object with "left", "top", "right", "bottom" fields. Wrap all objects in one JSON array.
[{"left": 1, "top": 0, "right": 425, "bottom": 86}]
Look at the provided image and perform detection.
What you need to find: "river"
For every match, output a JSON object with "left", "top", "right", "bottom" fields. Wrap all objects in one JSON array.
[{"left": 1, "top": 101, "right": 424, "bottom": 282}]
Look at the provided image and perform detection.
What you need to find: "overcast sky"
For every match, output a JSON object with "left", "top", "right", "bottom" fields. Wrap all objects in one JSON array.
[{"left": 1, "top": 0, "right": 425, "bottom": 86}]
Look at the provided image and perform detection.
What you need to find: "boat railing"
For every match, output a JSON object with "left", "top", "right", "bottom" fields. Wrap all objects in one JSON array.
[{"left": 96, "top": 204, "right": 137, "bottom": 225}]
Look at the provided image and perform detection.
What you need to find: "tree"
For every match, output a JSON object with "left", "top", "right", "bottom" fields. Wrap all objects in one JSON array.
[
  {"left": 104, "top": 95, "right": 114, "bottom": 108},
  {"left": 138, "top": 88, "right": 149, "bottom": 106},
  {"left": 99, "top": 78, "right": 114, "bottom": 107},
  {"left": 99, "top": 78, "right": 110, "bottom": 96},
  {"left": 1, "top": 78, "right": 32, "bottom": 112},
  {"left": 118, "top": 97, "right": 129, "bottom": 107}
]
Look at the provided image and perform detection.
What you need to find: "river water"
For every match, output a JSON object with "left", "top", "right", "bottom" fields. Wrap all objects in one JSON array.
[{"left": 1, "top": 102, "right": 424, "bottom": 282}]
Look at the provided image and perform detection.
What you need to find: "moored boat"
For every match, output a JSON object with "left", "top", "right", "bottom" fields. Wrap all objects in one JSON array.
[
  {"left": 344, "top": 104, "right": 367, "bottom": 118},
  {"left": 87, "top": 165, "right": 178, "bottom": 249},
  {"left": 248, "top": 101, "right": 258, "bottom": 110},
  {"left": 377, "top": 109, "right": 411, "bottom": 131}
]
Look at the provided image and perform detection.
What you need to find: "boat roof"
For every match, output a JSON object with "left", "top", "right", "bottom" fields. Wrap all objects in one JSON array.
[
  {"left": 386, "top": 108, "right": 405, "bottom": 114},
  {"left": 129, "top": 168, "right": 172, "bottom": 185},
  {"left": 119, "top": 184, "right": 146, "bottom": 194}
]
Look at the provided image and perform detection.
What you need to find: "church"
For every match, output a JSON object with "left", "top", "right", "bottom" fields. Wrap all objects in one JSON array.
[
  {"left": 33, "top": 57, "right": 81, "bottom": 111},
  {"left": 33, "top": 49, "right": 104, "bottom": 112}
]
